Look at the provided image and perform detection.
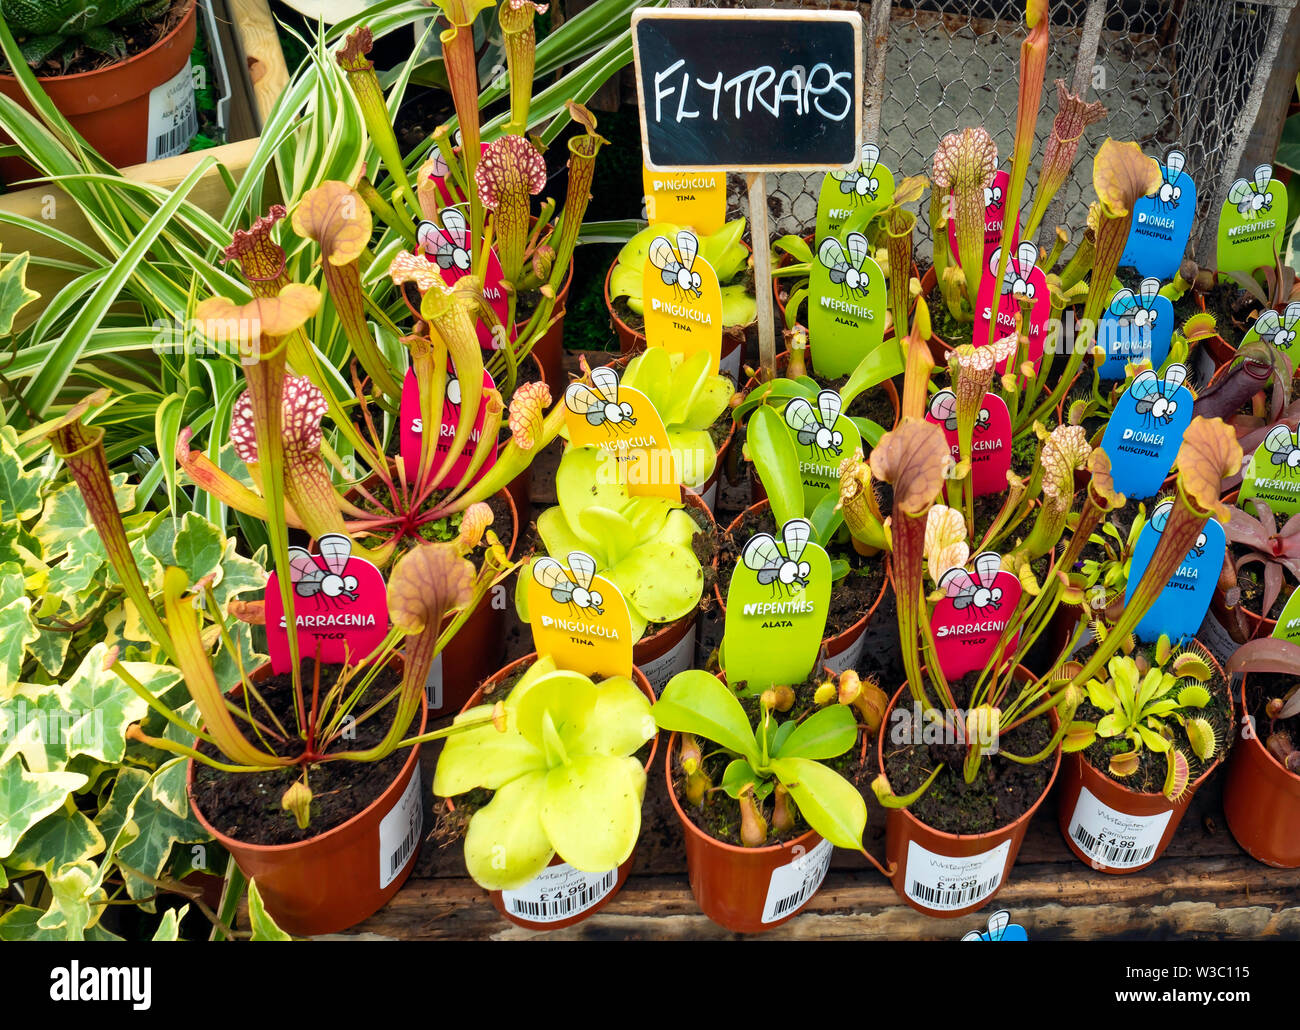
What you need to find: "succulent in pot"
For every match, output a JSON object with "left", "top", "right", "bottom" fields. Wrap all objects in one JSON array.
[
  {"left": 434, "top": 653, "right": 657, "bottom": 893},
  {"left": 651, "top": 667, "right": 890, "bottom": 932},
  {"left": 517, "top": 443, "right": 710, "bottom": 644}
]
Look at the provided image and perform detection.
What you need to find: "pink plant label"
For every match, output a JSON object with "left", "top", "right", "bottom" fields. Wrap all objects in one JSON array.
[
  {"left": 415, "top": 207, "right": 513, "bottom": 350},
  {"left": 265, "top": 534, "right": 389, "bottom": 674},
  {"left": 931, "top": 552, "right": 1022, "bottom": 680},
  {"left": 425, "top": 142, "right": 487, "bottom": 207},
  {"left": 400, "top": 365, "right": 499, "bottom": 489},
  {"left": 924, "top": 389, "right": 1012, "bottom": 497},
  {"left": 947, "top": 170, "right": 1020, "bottom": 267},
  {"left": 972, "top": 242, "right": 1049, "bottom": 373}
]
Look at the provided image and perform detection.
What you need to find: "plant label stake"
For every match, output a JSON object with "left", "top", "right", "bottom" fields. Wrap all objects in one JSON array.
[
  {"left": 808, "top": 229, "right": 886, "bottom": 377},
  {"left": 931, "top": 552, "right": 1022, "bottom": 680},
  {"left": 563, "top": 365, "right": 679, "bottom": 501},
  {"left": 642, "top": 229, "right": 724, "bottom": 374},
  {"left": 782, "top": 388, "right": 863, "bottom": 512},
  {"left": 1099, "top": 364, "right": 1193, "bottom": 500},
  {"left": 721, "top": 518, "right": 831, "bottom": 692},
  {"left": 527, "top": 550, "right": 634, "bottom": 678},
  {"left": 265, "top": 534, "right": 390, "bottom": 675},
  {"left": 642, "top": 164, "right": 726, "bottom": 235},
  {"left": 1216, "top": 164, "right": 1288, "bottom": 276},
  {"left": 1120, "top": 148, "right": 1196, "bottom": 281},
  {"left": 1096, "top": 278, "right": 1175, "bottom": 380},
  {"left": 416, "top": 208, "right": 513, "bottom": 350},
  {"left": 631, "top": 7, "right": 865, "bottom": 380},
  {"left": 925, "top": 389, "right": 1012, "bottom": 498},
  {"left": 947, "top": 169, "right": 1020, "bottom": 271},
  {"left": 1241, "top": 301, "right": 1300, "bottom": 352},
  {"left": 399, "top": 364, "right": 499, "bottom": 488},
  {"left": 1124, "top": 500, "right": 1224, "bottom": 643},
  {"left": 1269, "top": 586, "right": 1300, "bottom": 647},
  {"left": 1239, "top": 424, "right": 1300, "bottom": 516},
  {"left": 815, "top": 143, "right": 894, "bottom": 244},
  {"left": 972, "top": 242, "right": 1048, "bottom": 373}
]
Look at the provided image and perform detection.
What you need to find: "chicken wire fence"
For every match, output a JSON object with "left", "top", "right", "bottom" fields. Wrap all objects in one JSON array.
[{"left": 681, "top": 0, "right": 1295, "bottom": 266}]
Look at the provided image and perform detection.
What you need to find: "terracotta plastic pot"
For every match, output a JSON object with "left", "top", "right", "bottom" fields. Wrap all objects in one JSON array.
[
  {"left": 604, "top": 260, "right": 748, "bottom": 383},
  {"left": 0, "top": 1, "right": 198, "bottom": 182},
  {"left": 425, "top": 488, "right": 520, "bottom": 718},
  {"left": 1192, "top": 291, "right": 1239, "bottom": 371},
  {"left": 716, "top": 498, "right": 889, "bottom": 675},
  {"left": 1056, "top": 648, "right": 1231, "bottom": 873},
  {"left": 186, "top": 659, "right": 427, "bottom": 937},
  {"left": 454, "top": 653, "right": 660, "bottom": 930},
  {"left": 666, "top": 727, "right": 838, "bottom": 933},
  {"left": 877, "top": 676, "right": 1060, "bottom": 918},
  {"left": 1223, "top": 672, "right": 1300, "bottom": 867},
  {"left": 1210, "top": 488, "right": 1277, "bottom": 642},
  {"left": 634, "top": 490, "right": 717, "bottom": 694}
]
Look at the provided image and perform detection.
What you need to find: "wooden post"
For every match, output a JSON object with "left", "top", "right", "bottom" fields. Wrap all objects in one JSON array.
[{"left": 747, "top": 171, "right": 777, "bottom": 380}]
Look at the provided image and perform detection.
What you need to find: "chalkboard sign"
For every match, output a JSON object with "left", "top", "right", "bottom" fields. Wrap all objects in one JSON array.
[{"left": 631, "top": 9, "right": 864, "bottom": 172}]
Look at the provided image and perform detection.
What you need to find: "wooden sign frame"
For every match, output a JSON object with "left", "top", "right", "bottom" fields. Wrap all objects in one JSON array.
[{"left": 630, "top": 7, "right": 866, "bottom": 378}]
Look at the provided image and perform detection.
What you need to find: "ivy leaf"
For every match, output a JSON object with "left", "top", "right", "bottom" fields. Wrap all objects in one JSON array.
[
  {"left": 151, "top": 904, "right": 189, "bottom": 941},
  {"left": 114, "top": 761, "right": 208, "bottom": 907},
  {"left": 38, "top": 860, "right": 106, "bottom": 941},
  {"left": 61, "top": 643, "right": 156, "bottom": 765},
  {"left": 0, "top": 597, "right": 37, "bottom": 692},
  {"left": 0, "top": 252, "right": 39, "bottom": 335},
  {"left": 7, "top": 805, "right": 105, "bottom": 874},
  {"left": 248, "top": 879, "right": 293, "bottom": 940},
  {"left": 0, "top": 764, "right": 88, "bottom": 858},
  {"left": 0, "top": 428, "right": 41, "bottom": 522}
]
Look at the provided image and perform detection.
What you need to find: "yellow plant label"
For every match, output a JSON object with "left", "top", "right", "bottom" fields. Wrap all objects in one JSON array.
[
  {"left": 642, "top": 229, "right": 724, "bottom": 374},
  {"left": 527, "top": 551, "right": 634, "bottom": 677},
  {"left": 642, "top": 164, "right": 726, "bottom": 235}
]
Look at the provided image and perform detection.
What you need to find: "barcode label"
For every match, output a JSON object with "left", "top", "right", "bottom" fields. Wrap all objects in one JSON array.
[
  {"left": 501, "top": 863, "right": 618, "bottom": 923},
  {"left": 424, "top": 652, "right": 443, "bottom": 708},
  {"left": 904, "top": 838, "right": 1010, "bottom": 912},
  {"left": 761, "top": 837, "right": 833, "bottom": 923},
  {"left": 1066, "top": 785, "right": 1170, "bottom": 870},
  {"left": 638, "top": 624, "right": 697, "bottom": 695},
  {"left": 147, "top": 63, "right": 198, "bottom": 161},
  {"left": 377, "top": 768, "right": 422, "bottom": 889}
]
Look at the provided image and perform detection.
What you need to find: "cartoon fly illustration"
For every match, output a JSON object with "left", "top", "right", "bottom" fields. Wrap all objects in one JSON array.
[
  {"left": 832, "top": 142, "right": 883, "bottom": 200},
  {"left": 288, "top": 534, "right": 360, "bottom": 610},
  {"left": 1263, "top": 425, "right": 1300, "bottom": 476},
  {"left": 742, "top": 519, "right": 813, "bottom": 599},
  {"left": 1251, "top": 302, "right": 1300, "bottom": 352},
  {"left": 939, "top": 552, "right": 1006, "bottom": 613},
  {"left": 1228, "top": 164, "right": 1274, "bottom": 217},
  {"left": 416, "top": 208, "right": 472, "bottom": 272},
  {"left": 993, "top": 241, "right": 1039, "bottom": 302},
  {"left": 817, "top": 231, "right": 872, "bottom": 301},
  {"left": 532, "top": 552, "right": 605, "bottom": 617},
  {"left": 1129, "top": 364, "right": 1187, "bottom": 428},
  {"left": 961, "top": 910, "right": 1027, "bottom": 942},
  {"left": 649, "top": 229, "right": 703, "bottom": 301},
  {"left": 564, "top": 366, "right": 637, "bottom": 436},
  {"left": 1150, "top": 499, "right": 1207, "bottom": 556},
  {"left": 984, "top": 180, "right": 1004, "bottom": 210},
  {"left": 1110, "top": 277, "right": 1162, "bottom": 332},
  {"left": 928, "top": 388, "right": 990, "bottom": 433},
  {"left": 784, "top": 390, "right": 845, "bottom": 461},
  {"left": 1154, "top": 149, "right": 1187, "bottom": 214}
]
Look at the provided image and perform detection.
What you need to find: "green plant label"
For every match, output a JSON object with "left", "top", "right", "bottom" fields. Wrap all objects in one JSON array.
[
  {"left": 1270, "top": 585, "right": 1300, "bottom": 647},
  {"left": 1240, "top": 424, "right": 1300, "bottom": 516},
  {"left": 564, "top": 365, "right": 680, "bottom": 500},
  {"left": 642, "top": 229, "right": 724, "bottom": 374},
  {"left": 1241, "top": 301, "right": 1300, "bottom": 352},
  {"left": 721, "top": 518, "right": 831, "bottom": 691},
  {"left": 808, "top": 230, "right": 886, "bottom": 377},
  {"left": 642, "top": 164, "right": 726, "bottom": 236},
  {"left": 781, "top": 389, "right": 862, "bottom": 512},
  {"left": 815, "top": 143, "right": 895, "bottom": 244},
  {"left": 527, "top": 550, "right": 634, "bottom": 678},
  {"left": 1216, "top": 164, "right": 1287, "bottom": 275}
]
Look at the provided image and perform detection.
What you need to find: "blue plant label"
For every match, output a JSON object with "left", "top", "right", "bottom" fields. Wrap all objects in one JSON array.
[
  {"left": 1120, "top": 149, "right": 1195, "bottom": 281},
  {"left": 1239, "top": 424, "right": 1300, "bottom": 516},
  {"left": 1096, "top": 278, "right": 1175, "bottom": 380},
  {"left": 1099, "top": 365, "right": 1193, "bottom": 500},
  {"left": 1241, "top": 301, "right": 1300, "bottom": 353},
  {"left": 961, "top": 909, "right": 1028, "bottom": 942},
  {"left": 1124, "top": 500, "right": 1224, "bottom": 643}
]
